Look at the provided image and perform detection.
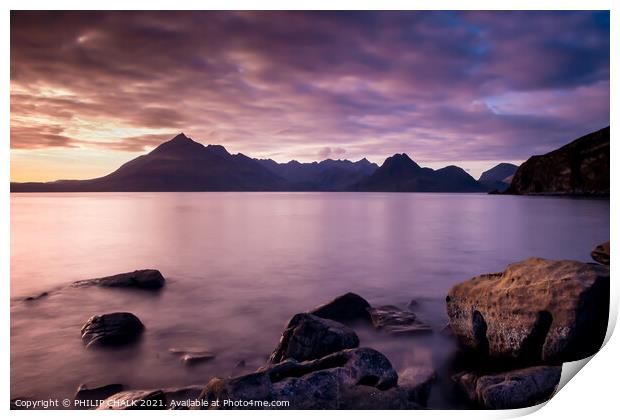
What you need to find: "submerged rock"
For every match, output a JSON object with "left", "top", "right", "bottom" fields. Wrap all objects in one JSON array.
[
  {"left": 398, "top": 366, "right": 436, "bottom": 406},
  {"left": 446, "top": 258, "right": 609, "bottom": 363},
  {"left": 368, "top": 305, "right": 433, "bottom": 336},
  {"left": 23, "top": 292, "right": 49, "bottom": 302},
  {"left": 269, "top": 313, "right": 359, "bottom": 364},
  {"left": 199, "top": 347, "right": 401, "bottom": 409},
  {"left": 309, "top": 292, "right": 372, "bottom": 324},
  {"left": 97, "top": 390, "right": 166, "bottom": 410},
  {"left": 452, "top": 366, "right": 561, "bottom": 409},
  {"left": 591, "top": 241, "right": 610, "bottom": 265},
  {"left": 81, "top": 312, "right": 144, "bottom": 347},
  {"left": 169, "top": 348, "right": 216, "bottom": 365},
  {"left": 73, "top": 269, "right": 165, "bottom": 290}
]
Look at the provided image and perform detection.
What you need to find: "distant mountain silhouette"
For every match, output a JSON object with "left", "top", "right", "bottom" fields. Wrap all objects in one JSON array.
[
  {"left": 506, "top": 126, "right": 609, "bottom": 196},
  {"left": 12, "top": 133, "right": 490, "bottom": 193},
  {"left": 11, "top": 133, "right": 286, "bottom": 192},
  {"left": 478, "top": 163, "right": 518, "bottom": 192},
  {"left": 355, "top": 153, "right": 486, "bottom": 192},
  {"left": 257, "top": 158, "right": 378, "bottom": 191}
]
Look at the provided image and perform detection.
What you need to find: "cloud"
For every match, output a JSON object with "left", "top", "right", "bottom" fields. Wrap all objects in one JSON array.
[
  {"left": 317, "top": 146, "right": 347, "bottom": 160},
  {"left": 10, "top": 10, "right": 610, "bottom": 174}
]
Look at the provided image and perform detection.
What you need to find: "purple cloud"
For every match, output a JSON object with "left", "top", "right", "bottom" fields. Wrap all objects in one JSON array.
[{"left": 10, "top": 11, "right": 609, "bottom": 179}]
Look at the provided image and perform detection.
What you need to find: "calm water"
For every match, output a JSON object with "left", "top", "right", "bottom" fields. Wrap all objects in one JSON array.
[{"left": 10, "top": 192, "right": 609, "bottom": 407}]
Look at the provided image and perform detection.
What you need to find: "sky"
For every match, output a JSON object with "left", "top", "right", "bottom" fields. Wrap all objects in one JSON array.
[{"left": 10, "top": 11, "right": 610, "bottom": 182}]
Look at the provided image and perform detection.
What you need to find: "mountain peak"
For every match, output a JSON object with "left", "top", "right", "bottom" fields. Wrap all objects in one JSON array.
[
  {"left": 383, "top": 153, "right": 420, "bottom": 169},
  {"left": 171, "top": 132, "right": 190, "bottom": 142},
  {"left": 205, "top": 144, "right": 230, "bottom": 157},
  {"left": 150, "top": 132, "right": 204, "bottom": 155}
]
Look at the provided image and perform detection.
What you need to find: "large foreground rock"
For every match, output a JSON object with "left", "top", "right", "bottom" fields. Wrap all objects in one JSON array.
[
  {"left": 446, "top": 258, "right": 609, "bottom": 363},
  {"left": 73, "top": 269, "right": 165, "bottom": 290},
  {"left": 453, "top": 366, "right": 561, "bottom": 409},
  {"left": 269, "top": 313, "right": 359, "bottom": 363},
  {"left": 81, "top": 312, "right": 144, "bottom": 347},
  {"left": 591, "top": 241, "right": 610, "bottom": 265},
  {"left": 199, "top": 347, "right": 408, "bottom": 409},
  {"left": 309, "top": 292, "right": 372, "bottom": 324}
]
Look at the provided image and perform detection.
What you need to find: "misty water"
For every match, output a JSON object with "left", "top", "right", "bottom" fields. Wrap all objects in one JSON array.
[{"left": 10, "top": 192, "right": 610, "bottom": 408}]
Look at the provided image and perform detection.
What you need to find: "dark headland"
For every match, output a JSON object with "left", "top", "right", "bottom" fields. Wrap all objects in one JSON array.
[{"left": 10, "top": 126, "right": 609, "bottom": 195}]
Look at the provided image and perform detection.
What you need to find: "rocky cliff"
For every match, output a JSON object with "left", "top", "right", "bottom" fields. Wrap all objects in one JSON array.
[{"left": 506, "top": 127, "right": 609, "bottom": 195}]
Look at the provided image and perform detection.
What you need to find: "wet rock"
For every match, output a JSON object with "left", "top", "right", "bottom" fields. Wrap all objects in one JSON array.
[
  {"left": 309, "top": 292, "right": 372, "bottom": 324},
  {"left": 180, "top": 353, "right": 215, "bottom": 365},
  {"left": 452, "top": 365, "right": 561, "bottom": 409},
  {"left": 74, "top": 383, "right": 124, "bottom": 406},
  {"left": 368, "top": 305, "right": 433, "bottom": 336},
  {"left": 446, "top": 258, "right": 609, "bottom": 363},
  {"left": 398, "top": 366, "right": 436, "bottom": 406},
  {"left": 97, "top": 390, "right": 166, "bottom": 410},
  {"left": 23, "top": 292, "right": 49, "bottom": 302},
  {"left": 269, "top": 313, "right": 359, "bottom": 364},
  {"left": 81, "top": 312, "right": 144, "bottom": 347},
  {"left": 169, "top": 348, "right": 215, "bottom": 365},
  {"left": 73, "top": 269, "right": 165, "bottom": 290},
  {"left": 199, "top": 347, "right": 398, "bottom": 409},
  {"left": 591, "top": 241, "right": 610, "bottom": 265}
]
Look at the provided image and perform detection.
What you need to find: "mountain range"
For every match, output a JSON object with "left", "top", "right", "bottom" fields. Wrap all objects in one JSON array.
[{"left": 11, "top": 133, "right": 503, "bottom": 193}]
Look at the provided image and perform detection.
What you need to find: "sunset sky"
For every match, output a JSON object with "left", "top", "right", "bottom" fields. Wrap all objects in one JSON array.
[{"left": 10, "top": 11, "right": 610, "bottom": 182}]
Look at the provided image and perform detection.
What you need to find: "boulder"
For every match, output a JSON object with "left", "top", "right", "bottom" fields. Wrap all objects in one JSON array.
[
  {"left": 309, "top": 292, "right": 372, "bottom": 324},
  {"left": 269, "top": 313, "right": 359, "bottom": 364},
  {"left": 73, "top": 269, "right": 165, "bottom": 290},
  {"left": 74, "top": 383, "right": 124, "bottom": 406},
  {"left": 446, "top": 258, "right": 609, "bottom": 363},
  {"left": 591, "top": 241, "right": 610, "bottom": 265},
  {"left": 81, "top": 312, "right": 144, "bottom": 347},
  {"left": 453, "top": 366, "right": 561, "bottom": 409},
  {"left": 368, "top": 305, "right": 433, "bottom": 336},
  {"left": 97, "top": 390, "right": 166, "bottom": 410},
  {"left": 398, "top": 366, "right": 436, "bottom": 406},
  {"left": 199, "top": 347, "right": 399, "bottom": 409}
]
